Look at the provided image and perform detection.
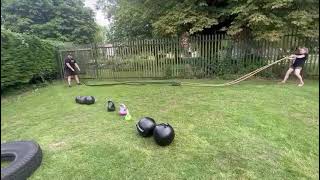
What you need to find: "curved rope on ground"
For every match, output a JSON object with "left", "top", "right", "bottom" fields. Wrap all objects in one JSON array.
[
  {"left": 82, "top": 57, "right": 289, "bottom": 87},
  {"left": 82, "top": 79, "right": 178, "bottom": 86}
]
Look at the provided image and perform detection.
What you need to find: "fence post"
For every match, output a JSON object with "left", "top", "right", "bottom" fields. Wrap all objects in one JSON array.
[
  {"left": 92, "top": 43, "right": 99, "bottom": 79},
  {"left": 57, "top": 50, "right": 64, "bottom": 80}
]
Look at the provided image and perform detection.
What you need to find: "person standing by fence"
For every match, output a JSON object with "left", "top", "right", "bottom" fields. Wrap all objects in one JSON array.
[
  {"left": 64, "top": 54, "right": 81, "bottom": 87},
  {"left": 280, "top": 47, "right": 309, "bottom": 86}
]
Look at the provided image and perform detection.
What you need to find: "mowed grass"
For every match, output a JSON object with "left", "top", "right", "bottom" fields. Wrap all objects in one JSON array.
[{"left": 1, "top": 79, "right": 319, "bottom": 179}]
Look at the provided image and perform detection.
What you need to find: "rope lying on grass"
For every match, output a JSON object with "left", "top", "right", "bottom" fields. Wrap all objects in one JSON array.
[
  {"left": 82, "top": 80, "right": 179, "bottom": 86},
  {"left": 82, "top": 57, "right": 289, "bottom": 87}
]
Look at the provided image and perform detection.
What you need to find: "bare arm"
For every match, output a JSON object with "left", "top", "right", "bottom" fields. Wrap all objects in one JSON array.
[
  {"left": 288, "top": 54, "right": 305, "bottom": 59},
  {"left": 75, "top": 63, "right": 81, "bottom": 71},
  {"left": 295, "top": 54, "right": 305, "bottom": 58},
  {"left": 288, "top": 54, "right": 296, "bottom": 59},
  {"left": 66, "top": 63, "right": 75, "bottom": 71}
]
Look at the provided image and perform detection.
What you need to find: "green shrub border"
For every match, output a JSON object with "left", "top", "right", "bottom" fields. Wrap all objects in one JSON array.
[{"left": 1, "top": 29, "right": 62, "bottom": 90}]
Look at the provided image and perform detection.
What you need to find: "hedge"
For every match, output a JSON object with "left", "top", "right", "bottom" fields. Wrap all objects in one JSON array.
[{"left": 1, "top": 29, "right": 60, "bottom": 90}]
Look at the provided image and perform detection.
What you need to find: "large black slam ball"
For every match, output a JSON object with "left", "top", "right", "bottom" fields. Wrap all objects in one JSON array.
[
  {"left": 85, "top": 96, "right": 95, "bottom": 105},
  {"left": 136, "top": 117, "right": 156, "bottom": 137},
  {"left": 153, "top": 123, "right": 175, "bottom": 146}
]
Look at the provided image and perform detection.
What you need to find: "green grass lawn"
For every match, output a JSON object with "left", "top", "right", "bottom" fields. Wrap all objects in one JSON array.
[{"left": 1, "top": 79, "right": 319, "bottom": 179}]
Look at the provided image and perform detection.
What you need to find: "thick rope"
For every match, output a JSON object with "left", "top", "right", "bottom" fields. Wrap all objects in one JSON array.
[
  {"left": 181, "top": 56, "right": 289, "bottom": 87},
  {"left": 82, "top": 79, "right": 178, "bottom": 86},
  {"left": 82, "top": 57, "right": 289, "bottom": 87}
]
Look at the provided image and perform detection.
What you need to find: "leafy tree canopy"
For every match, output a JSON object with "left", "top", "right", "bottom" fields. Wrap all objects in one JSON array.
[
  {"left": 1, "top": 0, "right": 98, "bottom": 43},
  {"left": 97, "top": 0, "right": 319, "bottom": 41}
]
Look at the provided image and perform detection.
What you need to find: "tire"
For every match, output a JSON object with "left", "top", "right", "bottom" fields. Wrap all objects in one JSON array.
[{"left": 1, "top": 141, "right": 42, "bottom": 180}]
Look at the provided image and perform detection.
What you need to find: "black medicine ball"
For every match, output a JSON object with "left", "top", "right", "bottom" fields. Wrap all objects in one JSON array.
[
  {"left": 153, "top": 123, "right": 175, "bottom": 146},
  {"left": 136, "top": 117, "right": 156, "bottom": 137}
]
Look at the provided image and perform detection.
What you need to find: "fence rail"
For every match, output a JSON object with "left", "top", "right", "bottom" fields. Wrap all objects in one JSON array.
[{"left": 58, "top": 34, "right": 319, "bottom": 79}]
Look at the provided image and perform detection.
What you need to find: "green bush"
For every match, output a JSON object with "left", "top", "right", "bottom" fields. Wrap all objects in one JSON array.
[{"left": 1, "top": 29, "right": 59, "bottom": 90}]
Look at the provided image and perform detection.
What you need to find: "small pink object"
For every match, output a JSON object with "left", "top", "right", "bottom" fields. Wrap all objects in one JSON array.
[{"left": 119, "top": 104, "right": 127, "bottom": 116}]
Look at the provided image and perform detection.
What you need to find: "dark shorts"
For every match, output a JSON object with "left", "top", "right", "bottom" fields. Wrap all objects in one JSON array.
[
  {"left": 65, "top": 69, "right": 78, "bottom": 77},
  {"left": 291, "top": 59, "right": 305, "bottom": 69},
  {"left": 291, "top": 64, "right": 304, "bottom": 69}
]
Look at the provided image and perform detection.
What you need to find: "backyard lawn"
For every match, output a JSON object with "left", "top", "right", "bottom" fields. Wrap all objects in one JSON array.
[{"left": 1, "top": 79, "right": 319, "bottom": 179}]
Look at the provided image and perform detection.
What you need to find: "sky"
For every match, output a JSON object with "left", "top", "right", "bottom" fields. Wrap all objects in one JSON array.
[{"left": 84, "top": 0, "right": 110, "bottom": 27}]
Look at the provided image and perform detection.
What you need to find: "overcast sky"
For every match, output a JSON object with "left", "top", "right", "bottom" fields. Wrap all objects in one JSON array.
[{"left": 84, "top": 0, "right": 110, "bottom": 27}]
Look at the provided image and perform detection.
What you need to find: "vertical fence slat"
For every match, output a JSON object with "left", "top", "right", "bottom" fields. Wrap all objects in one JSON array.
[
  {"left": 147, "top": 40, "right": 153, "bottom": 77},
  {"left": 209, "top": 34, "right": 213, "bottom": 76},
  {"left": 148, "top": 39, "right": 152, "bottom": 78},
  {"left": 214, "top": 33, "right": 218, "bottom": 66},
  {"left": 163, "top": 38, "right": 166, "bottom": 78},
  {"left": 207, "top": 35, "right": 210, "bottom": 76},
  {"left": 151, "top": 39, "right": 154, "bottom": 78},
  {"left": 172, "top": 37, "right": 176, "bottom": 77},
  {"left": 199, "top": 35, "right": 202, "bottom": 78},
  {"left": 172, "top": 37, "right": 175, "bottom": 77},
  {"left": 159, "top": 38, "right": 161, "bottom": 77},
  {"left": 141, "top": 39, "right": 145, "bottom": 78}
]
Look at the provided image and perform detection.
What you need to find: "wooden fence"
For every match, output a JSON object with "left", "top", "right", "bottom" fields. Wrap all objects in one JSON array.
[{"left": 58, "top": 34, "right": 319, "bottom": 79}]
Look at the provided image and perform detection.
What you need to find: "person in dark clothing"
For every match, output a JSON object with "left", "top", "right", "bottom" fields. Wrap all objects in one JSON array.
[
  {"left": 280, "top": 47, "right": 308, "bottom": 86},
  {"left": 64, "top": 54, "right": 81, "bottom": 87}
]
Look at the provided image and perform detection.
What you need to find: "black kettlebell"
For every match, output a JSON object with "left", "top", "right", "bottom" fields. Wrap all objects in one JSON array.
[
  {"left": 153, "top": 123, "right": 175, "bottom": 146},
  {"left": 136, "top": 117, "right": 156, "bottom": 137},
  {"left": 107, "top": 99, "right": 115, "bottom": 111}
]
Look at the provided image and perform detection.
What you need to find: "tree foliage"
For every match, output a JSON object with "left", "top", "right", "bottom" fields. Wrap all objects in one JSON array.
[
  {"left": 1, "top": 0, "right": 98, "bottom": 43},
  {"left": 98, "top": 0, "right": 319, "bottom": 41},
  {"left": 227, "top": 0, "right": 319, "bottom": 41}
]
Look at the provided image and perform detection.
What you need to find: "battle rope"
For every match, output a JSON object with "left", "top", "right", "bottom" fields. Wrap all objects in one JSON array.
[
  {"left": 82, "top": 80, "right": 178, "bottom": 86},
  {"left": 82, "top": 56, "right": 289, "bottom": 87},
  {"left": 182, "top": 56, "right": 289, "bottom": 87}
]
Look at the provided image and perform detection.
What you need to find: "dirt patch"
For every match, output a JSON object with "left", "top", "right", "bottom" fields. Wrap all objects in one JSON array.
[{"left": 48, "top": 141, "right": 67, "bottom": 151}]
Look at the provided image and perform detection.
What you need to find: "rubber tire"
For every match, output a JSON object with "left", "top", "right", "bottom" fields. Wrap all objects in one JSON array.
[{"left": 1, "top": 141, "right": 42, "bottom": 180}]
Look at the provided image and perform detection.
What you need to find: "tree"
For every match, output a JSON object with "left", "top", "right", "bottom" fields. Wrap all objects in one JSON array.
[
  {"left": 96, "top": 0, "right": 154, "bottom": 41},
  {"left": 1, "top": 0, "right": 98, "bottom": 43},
  {"left": 94, "top": 25, "right": 109, "bottom": 43},
  {"left": 97, "top": 0, "right": 319, "bottom": 41},
  {"left": 227, "top": 0, "right": 319, "bottom": 41}
]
